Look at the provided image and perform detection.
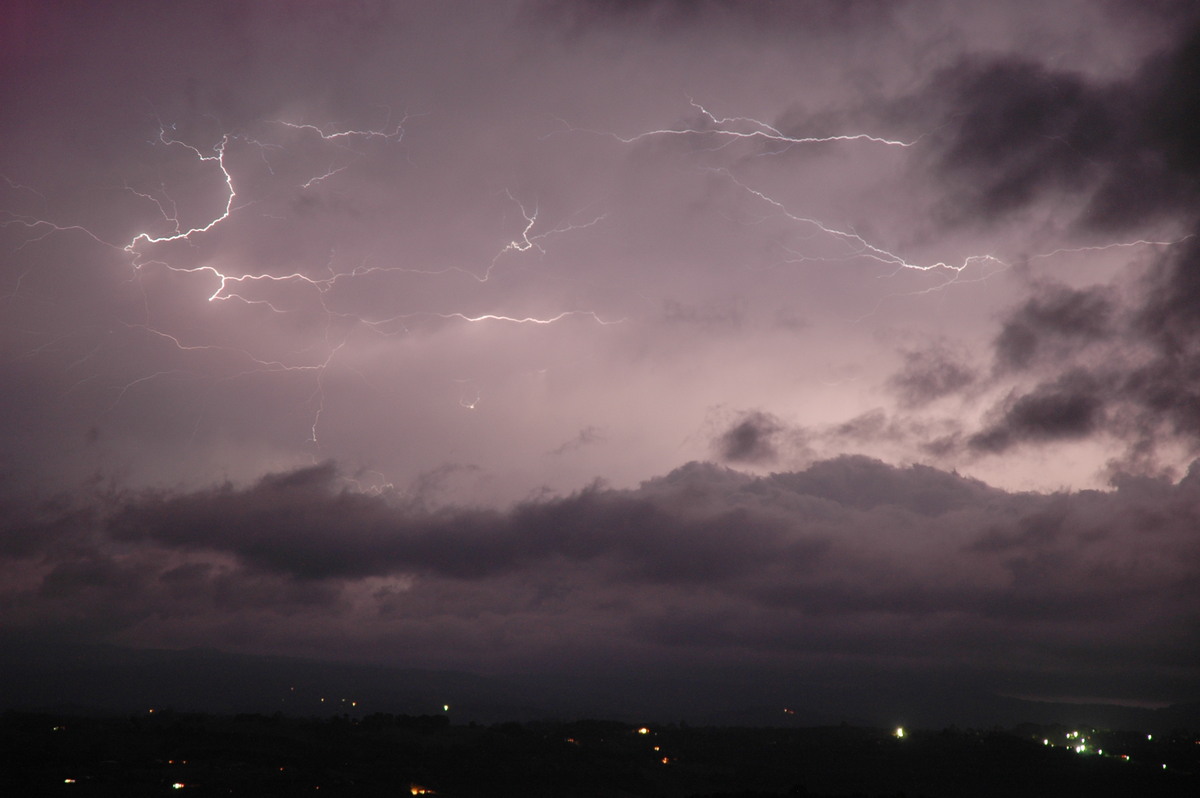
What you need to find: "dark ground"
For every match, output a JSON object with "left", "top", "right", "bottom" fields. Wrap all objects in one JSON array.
[{"left": 3, "top": 710, "right": 1197, "bottom": 797}]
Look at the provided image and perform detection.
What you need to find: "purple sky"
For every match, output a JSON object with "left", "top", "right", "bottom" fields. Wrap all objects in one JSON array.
[{"left": 3, "top": 1, "right": 1199, "bottom": 712}]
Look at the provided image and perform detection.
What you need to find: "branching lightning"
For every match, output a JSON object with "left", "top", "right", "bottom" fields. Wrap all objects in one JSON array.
[
  {"left": 4, "top": 96, "right": 1189, "bottom": 483},
  {"left": 2, "top": 112, "right": 620, "bottom": 453},
  {"left": 575, "top": 101, "right": 1189, "bottom": 316}
]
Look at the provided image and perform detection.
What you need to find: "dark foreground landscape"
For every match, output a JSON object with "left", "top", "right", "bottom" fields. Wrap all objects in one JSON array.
[{"left": 4, "top": 710, "right": 1197, "bottom": 798}]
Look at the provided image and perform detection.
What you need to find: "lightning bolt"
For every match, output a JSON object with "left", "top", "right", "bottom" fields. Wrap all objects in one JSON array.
[
  {"left": 124, "top": 128, "right": 237, "bottom": 250},
  {"left": 6, "top": 95, "right": 1187, "bottom": 491},
  {"left": 568, "top": 100, "right": 1191, "bottom": 321},
  {"left": 1027, "top": 237, "right": 1194, "bottom": 262},
  {"left": 271, "top": 116, "right": 408, "bottom": 144},
  {"left": 3, "top": 111, "right": 622, "bottom": 466},
  {"left": 554, "top": 97, "right": 917, "bottom": 151}
]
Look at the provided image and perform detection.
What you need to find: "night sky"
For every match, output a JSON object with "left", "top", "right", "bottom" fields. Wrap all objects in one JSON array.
[{"left": 3, "top": 1, "right": 1199, "bottom": 715}]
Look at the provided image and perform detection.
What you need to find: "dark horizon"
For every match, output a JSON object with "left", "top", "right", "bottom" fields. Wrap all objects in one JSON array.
[
  {"left": 4, "top": 635, "right": 1199, "bottom": 735},
  {"left": 6, "top": 709, "right": 1197, "bottom": 798}
]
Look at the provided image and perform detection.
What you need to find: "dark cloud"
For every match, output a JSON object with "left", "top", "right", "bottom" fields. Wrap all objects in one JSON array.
[
  {"left": 1083, "top": 20, "right": 1200, "bottom": 230},
  {"left": 962, "top": 237, "right": 1200, "bottom": 468},
  {"left": 1136, "top": 233, "right": 1200, "bottom": 358},
  {"left": 108, "top": 459, "right": 805, "bottom": 584},
  {"left": 549, "top": 425, "right": 606, "bottom": 455},
  {"left": 715, "top": 410, "right": 785, "bottom": 463},
  {"left": 4, "top": 456, "right": 1199, "bottom": 701},
  {"left": 929, "top": 60, "right": 1117, "bottom": 219},
  {"left": 0, "top": 489, "right": 95, "bottom": 557},
  {"left": 767, "top": 454, "right": 997, "bottom": 514},
  {"left": 875, "top": 18, "right": 1200, "bottom": 472},
  {"left": 922, "top": 17, "right": 1200, "bottom": 231},
  {"left": 970, "top": 371, "right": 1105, "bottom": 453},
  {"left": 992, "top": 284, "right": 1114, "bottom": 372},
  {"left": 711, "top": 408, "right": 971, "bottom": 475},
  {"left": 888, "top": 342, "right": 977, "bottom": 406}
]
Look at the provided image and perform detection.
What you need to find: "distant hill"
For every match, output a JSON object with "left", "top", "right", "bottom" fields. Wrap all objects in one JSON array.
[{"left": 3, "top": 639, "right": 1197, "bottom": 732}]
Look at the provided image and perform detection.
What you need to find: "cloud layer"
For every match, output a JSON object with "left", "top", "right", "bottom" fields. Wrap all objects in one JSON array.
[{"left": 5, "top": 456, "right": 1198, "bottom": 705}]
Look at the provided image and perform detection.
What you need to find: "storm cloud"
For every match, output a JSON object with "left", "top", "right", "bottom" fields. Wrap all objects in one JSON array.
[{"left": 4, "top": 456, "right": 1198, "bottom": 702}]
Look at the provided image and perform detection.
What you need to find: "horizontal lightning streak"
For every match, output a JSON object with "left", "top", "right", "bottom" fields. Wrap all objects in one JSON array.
[
  {"left": 1028, "top": 236, "right": 1195, "bottom": 261},
  {"left": 589, "top": 102, "right": 1193, "bottom": 324},
  {"left": 714, "top": 168, "right": 1005, "bottom": 276},
  {"left": 441, "top": 311, "right": 623, "bottom": 325},
  {"left": 555, "top": 98, "right": 917, "bottom": 150},
  {"left": 272, "top": 117, "right": 408, "bottom": 142}
]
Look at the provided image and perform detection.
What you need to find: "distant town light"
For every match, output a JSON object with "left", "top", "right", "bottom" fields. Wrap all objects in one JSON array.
[
  {"left": 661, "top": 756, "right": 670, "bottom": 764},
  {"left": 637, "top": 727, "right": 650, "bottom": 735},
  {"left": 1147, "top": 734, "right": 1153, "bottom": 741},
  {"left": 894, "top": 727, "right": 905, "bottom": 738},
  {"left": 64, "top": 779, "right": 76, "bottom": 784},
  {"left": 1042, "top": 739, "right": 1049, "bottom": 746},
  {"left": 172, "top": 784, "right": 185, "bottom": 790},
  {"left": 443, "top": 704, "right": 450, "bottom": 712}
]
